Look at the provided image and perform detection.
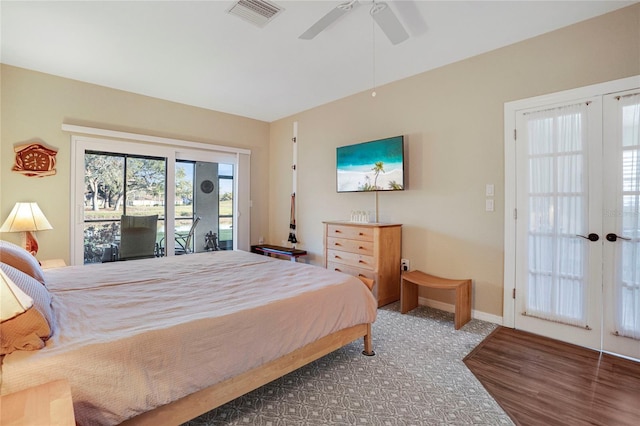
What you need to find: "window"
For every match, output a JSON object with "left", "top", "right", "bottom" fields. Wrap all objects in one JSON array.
[{"left": 67, "top": 126, "right": 251, "bottom": 266}]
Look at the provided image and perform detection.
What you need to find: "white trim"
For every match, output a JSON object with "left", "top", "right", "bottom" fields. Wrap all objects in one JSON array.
[
  {"left": 236, "top": 153, "right": 251, "bottom": 251},
  {"left": 503, "top": 75, "right": 640, "bottom": 328},
  {"left": 417, "top": 296, "right": 503, "bottom": 326},
  {"left": 503, "top": 103, "right": 517, "bottom": 328},
  {"left": 504, "top": 76, "right": 640, "bottom": 112},
  {"left": 61, "top": 124, "right": 251, "bottom": 156}
]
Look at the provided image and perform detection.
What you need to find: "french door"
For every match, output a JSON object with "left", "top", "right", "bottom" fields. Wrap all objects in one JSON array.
[
  {"left": 506, "top": 77, "right": 640, "bottom": 360},
  {"left": 602, "top": 91, "right": 640, "bottom": 359},
  {"left": 514, "top": 97, "right": 603, "bottom": 351}
]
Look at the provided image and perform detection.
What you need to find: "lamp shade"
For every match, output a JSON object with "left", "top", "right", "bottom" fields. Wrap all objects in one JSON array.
[
  {"left": 0, "top": 269, "right": 34, "bottom": 322},
  {"left": 0, "top": 202, "right": 53, "bottom": 232}
]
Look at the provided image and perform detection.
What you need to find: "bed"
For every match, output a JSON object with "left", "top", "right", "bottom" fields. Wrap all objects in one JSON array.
[{"left": 0, "top": 244, "right": 377, "bottom": 425}]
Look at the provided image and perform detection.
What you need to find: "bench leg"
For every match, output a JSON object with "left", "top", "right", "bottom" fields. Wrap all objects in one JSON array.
[
  {"left": 454, "top": 282, "right": 472, "bottom": 330},
  {"left": 400, "top": 279, "right": 418, "bottom": 314}
]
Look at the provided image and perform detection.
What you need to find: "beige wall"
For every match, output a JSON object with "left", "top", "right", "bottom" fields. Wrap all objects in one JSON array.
[
  {"left": 0, "top": 65, "right": 270, "bottom": 263},
  {"left": 1, "top": 5, "right": 638, "bottom": 319},
  {"left": 269, "top": 4, "right": 640, "bottom": 318}
]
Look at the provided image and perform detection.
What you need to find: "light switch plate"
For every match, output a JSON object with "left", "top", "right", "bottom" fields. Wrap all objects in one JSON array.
[
  {"left": 485, "top": 199, "right": 495, "bottom": 212},
  {"left": 485, "top": 184, "right": 495, "bottom": 197}
]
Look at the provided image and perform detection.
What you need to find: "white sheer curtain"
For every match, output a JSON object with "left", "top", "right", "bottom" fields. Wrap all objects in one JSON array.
[
  {"left": 526, "top": 103, "right": 589, "bottom": 327},
  {"left": 616, "top": 94, "right": 640, "bottom": 340}
]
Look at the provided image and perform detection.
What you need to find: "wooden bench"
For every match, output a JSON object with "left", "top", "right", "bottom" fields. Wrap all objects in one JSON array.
[
  {"left": 250, "top": 244, "right": 307, "bottom": 262},
  {"left": 400, "top": 270, "right": 472, "bottom": 330}
]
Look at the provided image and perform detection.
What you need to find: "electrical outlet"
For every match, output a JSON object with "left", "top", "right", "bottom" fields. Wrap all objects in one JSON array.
[{"left": 401, "top": 258, "right": 410, "bottom": 272}]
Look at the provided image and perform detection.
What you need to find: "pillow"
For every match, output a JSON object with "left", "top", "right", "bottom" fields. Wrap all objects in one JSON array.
[
  {"left": 0, "top": 262, "right": 55, "bottom": 355},
  {"left": 0, "top": 240, "right": 46, "bottom": 285}
]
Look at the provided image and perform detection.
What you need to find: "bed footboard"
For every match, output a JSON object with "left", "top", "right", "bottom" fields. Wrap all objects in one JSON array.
[{"left": 121, "top": 323, "right": 373, "bottom": 426}]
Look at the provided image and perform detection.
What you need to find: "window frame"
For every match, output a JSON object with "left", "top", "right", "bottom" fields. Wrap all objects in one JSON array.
[{"left": 67, "top": 127, "right": 251, "bottom": 266}]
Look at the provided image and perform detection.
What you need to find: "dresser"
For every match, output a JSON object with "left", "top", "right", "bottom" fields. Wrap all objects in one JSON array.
[{"left": 323, "top": 221, "right": 402, "bottom": 307}]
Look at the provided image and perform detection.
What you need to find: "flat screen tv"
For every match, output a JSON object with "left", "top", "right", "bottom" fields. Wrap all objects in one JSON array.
[{"left": 336, "top": 136, "right": 404, "bottom": 192}]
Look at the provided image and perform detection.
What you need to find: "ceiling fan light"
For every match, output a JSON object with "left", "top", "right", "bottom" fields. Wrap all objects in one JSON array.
[
  {"left": 299, "top": 0, "right": 409, "bottom": 45},
  {"left": 370, "top": 1, "right": 409, "bottom": 45},
  {"left": 338, "top": 0, "right": 358, "bottom": 12},
  {"left": 370, "top": 2, "right": 387, "bottom": 16}
]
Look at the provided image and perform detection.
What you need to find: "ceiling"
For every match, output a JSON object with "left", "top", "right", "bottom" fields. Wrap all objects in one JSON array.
[{"left": 1, "top": 1, "right": 635, "bottom": 122}]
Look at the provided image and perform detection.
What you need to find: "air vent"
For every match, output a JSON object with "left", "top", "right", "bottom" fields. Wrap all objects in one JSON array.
[{"left": 227, "top": 0, "right": 284, "bottom": 27}]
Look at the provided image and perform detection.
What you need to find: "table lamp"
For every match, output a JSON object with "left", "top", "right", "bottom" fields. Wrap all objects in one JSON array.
[
  {"left": 0, "top": 202, "right": 53, "bottom": 256},
  {"left": 0, "top": 269, "right": 34, "bottom": 322}
]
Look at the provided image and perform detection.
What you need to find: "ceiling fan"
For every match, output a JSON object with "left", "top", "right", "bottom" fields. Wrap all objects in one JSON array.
[{"left": 299, "top": 0, "right": 409, "bottom": 45}]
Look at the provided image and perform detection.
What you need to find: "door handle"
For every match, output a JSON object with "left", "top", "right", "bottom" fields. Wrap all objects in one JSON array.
[
  {"left": 606, "top": 233, "right": 631, "bottom": 242},
  {"left": 576, "top": 233, "right": 599, "bottom": 242}
]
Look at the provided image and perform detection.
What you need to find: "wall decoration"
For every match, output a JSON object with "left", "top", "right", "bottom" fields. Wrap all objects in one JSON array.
[
  {"left": 12, "top": 142, "right": 58, "bottom": 177},
  {"left": 200, "top": 179, "right": 214, "bottom": 194}
]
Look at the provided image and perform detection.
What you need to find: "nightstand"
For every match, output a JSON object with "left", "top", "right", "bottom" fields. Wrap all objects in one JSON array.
[
  {"left": 0, "top": 379, "right": 75, "bottom": 425},
  {"left": 39, "top": 259, "right": 66, "bottom": 270}
]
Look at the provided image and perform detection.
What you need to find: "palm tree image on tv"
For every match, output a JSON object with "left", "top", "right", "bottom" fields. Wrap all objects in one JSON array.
[
  {"left": 336, "top": 137, "right": 404, "bottom": 192},
  {"left": 372, "top": 161, "right": 385, "bottom": 188}
]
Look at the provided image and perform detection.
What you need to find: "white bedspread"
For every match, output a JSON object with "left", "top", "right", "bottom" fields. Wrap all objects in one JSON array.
[{"left": 0, "top": 250, "right": 377, "bottom": 425}]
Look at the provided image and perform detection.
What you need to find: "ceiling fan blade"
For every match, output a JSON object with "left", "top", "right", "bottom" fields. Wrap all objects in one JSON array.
[
  {"left": 370, "top": 2, "right": 409, "bottom": 45},
  {"left": 299, "top": 1, "right": 358, "bottom": 40}
]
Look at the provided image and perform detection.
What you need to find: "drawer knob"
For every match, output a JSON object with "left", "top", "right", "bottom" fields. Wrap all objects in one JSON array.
[
  {"left": 358, "top": 260, "right": 366, "bottom": 264},
  {"left": 334, "top": 242, "right": 341, "bottom": 246},
  {"left": 335, "top": 268, "right": 342, "bottom": 272},
  {"left": 358, "top": 232, "right": 364, "bottom": 236},
  {"left": 334, "top": 255, "right": 341, "bottom": 259}
]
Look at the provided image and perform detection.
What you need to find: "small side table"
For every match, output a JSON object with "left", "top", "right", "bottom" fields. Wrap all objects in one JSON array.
[
  {"left": 0, "top": 379, "right": 75, "bottom": 426},
  {"left": 250, "top": 244, "right": 307, "bottom": 262},
  {"left": 40, "top": 259, "right": 67, "bottom": 270}
]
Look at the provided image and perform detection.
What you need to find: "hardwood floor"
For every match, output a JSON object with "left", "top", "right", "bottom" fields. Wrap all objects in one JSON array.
[{"left": 464, "top": 326, "right": 640, "bottom": 426}]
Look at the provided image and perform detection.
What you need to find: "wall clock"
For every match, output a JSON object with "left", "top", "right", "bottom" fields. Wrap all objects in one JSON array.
[
  {"left": 12, "top": 143, "right": 58, "bottom": 177},
  {"left": 200, "top": 179, "right": 215, "bottom": 194}
]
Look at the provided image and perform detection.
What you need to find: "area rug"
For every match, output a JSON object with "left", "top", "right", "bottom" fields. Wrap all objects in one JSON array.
[{"left": 184, "top": 302, "right": 513, "bottom": 425}]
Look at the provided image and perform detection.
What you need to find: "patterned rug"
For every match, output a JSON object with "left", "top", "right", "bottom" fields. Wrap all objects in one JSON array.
[{"left": 184, "top": 302, "right": 514, "bottom": 425}]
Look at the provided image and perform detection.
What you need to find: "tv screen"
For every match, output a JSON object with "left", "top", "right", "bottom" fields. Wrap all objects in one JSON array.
[{"left": 336, "top": 136, "right": 404, "bottom": 192}]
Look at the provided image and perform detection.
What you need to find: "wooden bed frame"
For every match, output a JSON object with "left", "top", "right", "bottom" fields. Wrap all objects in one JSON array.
[{"left": 122, "top": 323, "right": 373, "bottom": 425}]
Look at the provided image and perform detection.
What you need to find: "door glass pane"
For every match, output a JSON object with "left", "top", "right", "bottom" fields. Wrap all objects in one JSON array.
[
  {"left": 616, "top": 95, "right": 640, "bottom": 339},
  {"left": 125, "top": 157, "right": 166, "bottom": 217},
  {"left": 170, "top": 160, "right": 234, "bottom": 254},
  {"left": 525, "top": 103, "right": 589, "bottom": 326},
  {"left": 219, "top": 164, "right": 234, "bottom": 250},
  {"left": 83, "top": 153, "right": 123, "bottom": 263},
  {"left": 83, "top": 152, "right": 165, "bottom": 263}
]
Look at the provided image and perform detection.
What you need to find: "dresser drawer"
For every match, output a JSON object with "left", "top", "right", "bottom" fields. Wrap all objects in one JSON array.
[
  {"left": 327, "top": 249, "right": 375, "bottom": 270},
  {"left": 327, "top": 224, "right": 374, "bottom": 242},
  {"left": 327, "top": 263, "right": 378, "bottom": 300},
  {"left": 327, "top": 262, "right": 376, "bottom": 280},
  {"left": 327, "top": 237, "right": 374, "bottom": 256}
]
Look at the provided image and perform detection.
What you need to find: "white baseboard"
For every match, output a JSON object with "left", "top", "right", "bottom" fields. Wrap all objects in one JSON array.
[{"left": 418, "top": 296, "right": 503, "bottom": 326}]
